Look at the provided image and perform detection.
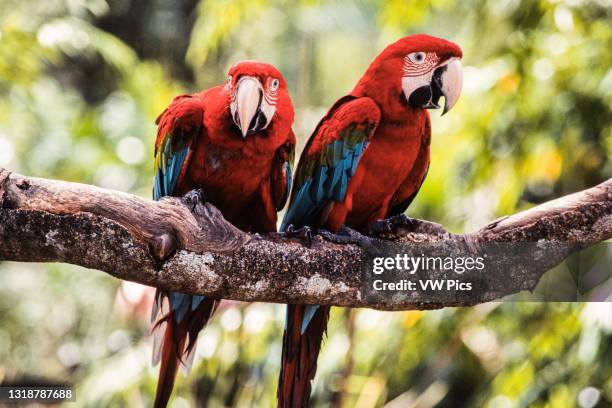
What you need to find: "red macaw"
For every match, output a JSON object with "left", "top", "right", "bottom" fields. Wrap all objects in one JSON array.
[
  {"left": 278, "top": 34, "right": 463, "bottom": 407},
  {"left": 150, "top": 61, "right": 295, "bottom": 408}
]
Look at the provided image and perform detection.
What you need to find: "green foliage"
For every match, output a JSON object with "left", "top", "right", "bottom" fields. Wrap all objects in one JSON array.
[{"left": 0, "top": 0, "right": 610, "bottom": 406}]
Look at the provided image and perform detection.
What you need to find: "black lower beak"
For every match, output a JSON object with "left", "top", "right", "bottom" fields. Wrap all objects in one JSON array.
[
  {"left": 233, "top": 89, "right": 267, "bottom": 136},
  {"left": 247, "top": 90, "right": 266, "bottom": 133},
  {"left": 407, "top": 65, "right": 446, "bottom": 110},
  {"left": 408, "top": 85, "right": 435, "bottom": 108}
]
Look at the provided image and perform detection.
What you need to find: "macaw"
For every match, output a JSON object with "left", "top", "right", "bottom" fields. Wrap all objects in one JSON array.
[
  {"left": 278, "top": 34, "right": 463, "bottom": 407},
  {"left": 150, "top": 61, "right": 295, "bottom": 408}
]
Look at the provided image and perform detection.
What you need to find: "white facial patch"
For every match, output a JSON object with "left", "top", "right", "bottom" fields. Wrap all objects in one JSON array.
[
  {"left": 229, "top": 76, "right": 277, "bottom": 137},
  {"left": 402, "top": 52, "right": 439, "bottom": 105},
  {"left": 260, "top": 101, "right": 276, "bottom": 129},
  {"left": 402, "top": 70, "right": 435, "bottom": 104}
]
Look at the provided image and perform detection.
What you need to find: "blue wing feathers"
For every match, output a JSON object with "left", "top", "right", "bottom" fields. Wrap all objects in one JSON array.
[
  {"left": 313, "top": 166, "right": 327, "bottom": 203},
  {"left": 287, "top": 137, "right": 366, "bottom": 228},
  {"left": 168, "top": 148, "right": 188, "bottom": 195},
  {"left": 154, "top": 106, "right": 205, "bottom": 324},
  {"left": 169, "top": 292, "right": 190, "bottom": 322},
  {"left": 301, "top": 305, "right": 320, "bottom": 335},
  {"left": 191, "top": 295, "right": 205, "bottom": 311},
  {"left": 153, "top": 146, "right": 188, "bottom": 200},
  {"left": 153, "top": 170, "right": 163, "bottom": 201},
  {"left": 281, "top": 139, "right": 366, "bottom": 230},
  {"left": 280, "top": 97, "right": 380, "bottom": 332},
  {"left": 281, "top": 129, "right": 373, "bottom": 232},
  {"left": 334, "top": 168, "right": 348, "bottom": 202}
]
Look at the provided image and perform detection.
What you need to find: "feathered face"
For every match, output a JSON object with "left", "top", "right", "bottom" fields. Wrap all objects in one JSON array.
[
  {"left": 226, "top": 61, "right": 292, "bottom": 137},
  {"left": 356, "top": 34, "right": 463, "bottom": 115},
  {"left": 402, "top": 49, "right": 462, "bottom": 114}
]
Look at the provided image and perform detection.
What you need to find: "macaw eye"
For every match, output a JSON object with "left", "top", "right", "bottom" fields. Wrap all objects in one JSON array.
[
  {"left": 408, "top": 52, "right": 426, "bottom": 65},
  {"left": 227, "top": 75, "right": 233, "bottom": 85},
  {"left": 270, "top": 78, "right": 280, "bottom": 91}
]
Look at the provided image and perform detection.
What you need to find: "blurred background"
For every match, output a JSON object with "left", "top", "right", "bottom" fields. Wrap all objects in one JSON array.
[{"left": 0, "top": 0, "right": 611, "bottom": 406}]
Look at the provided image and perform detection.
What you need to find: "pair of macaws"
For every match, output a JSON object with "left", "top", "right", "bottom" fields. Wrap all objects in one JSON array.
[{"left": 150, "top": 34, "right": 463, "bottom": 407}]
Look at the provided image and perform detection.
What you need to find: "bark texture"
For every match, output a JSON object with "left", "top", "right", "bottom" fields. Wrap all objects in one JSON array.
[{"left": 1, "top": 168, "right": 610, "bottom": 310}]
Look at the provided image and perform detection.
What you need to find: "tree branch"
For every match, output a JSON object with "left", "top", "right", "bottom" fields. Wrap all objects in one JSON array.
[{"left": 1, "top": 167, "right": 610, "bottom": 310}]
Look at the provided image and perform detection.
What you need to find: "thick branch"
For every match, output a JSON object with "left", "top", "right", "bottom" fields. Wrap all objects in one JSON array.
[{"left": 1, "top": 168, "right": 610, "bottom": 310}]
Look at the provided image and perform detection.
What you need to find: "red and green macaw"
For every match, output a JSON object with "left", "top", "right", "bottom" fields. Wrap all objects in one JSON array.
[
  {"left": 278, "top": 34, "right": 463, "bottom": 407},
  {"left": 150, "top": 61, "right": 295, "bottom": 408}
]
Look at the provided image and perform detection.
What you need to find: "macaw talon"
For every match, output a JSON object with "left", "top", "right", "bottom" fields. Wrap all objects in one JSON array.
[
  {"left": 181, "top": 188, "right": 207, "bottom": 211},
  {"left": 389, "top": 215, "right": 453, "bottom": 237},
  {"left": 318, "top": 228, "right": 353, "bottom": 244},
  {"left": 365, "top": 214, "right": 418, "bottom": 236},
  {"left": 364, "top": 218, "right": 395, "bottom": 235},
  {"left": 319, "top": 226, "right": 378, "bottom": 248},
  {"left": 282, "top": 224, "right": 313, "bottom": 247},
  {"left": 388, "top": 213, "right": 417, "bottom": 229}
]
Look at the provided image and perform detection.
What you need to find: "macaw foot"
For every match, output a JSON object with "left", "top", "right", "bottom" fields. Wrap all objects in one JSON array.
[
  {"left": 148, "top": 188, "right": 205, "bottom": 261},
  {"left": 319, "top": 226, "right": 378, "bottom": 249},
  {"left": 388, "top": 213, "right": 418, "bottom": 228},
  {"left": 365, "top": 214, "right": 450, "bottom": 238},
  {"left": 364, "top": 213, "right": 418, "bottom": 236},
  {"left": 280, "top": 224, "right": 313, "bottom": 247},
  {"left": 181, "top": 188, "right": 207, "bottom": 211}
]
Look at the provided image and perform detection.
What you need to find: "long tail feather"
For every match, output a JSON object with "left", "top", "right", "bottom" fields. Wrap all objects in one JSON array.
[
  {"left": 278, "top": 304, "right": 330, "bottom": 408},
  {"left": 154, "top": 315, "right": 182, "bottom": 408},
  {"left": 152, "top": 290, "right": 218, "bottom": 408}
]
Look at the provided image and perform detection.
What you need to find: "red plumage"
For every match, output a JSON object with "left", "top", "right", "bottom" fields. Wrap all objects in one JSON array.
[
  {"left": 327, "top": 35, "right": 461, "bottom": 230},
  {"left": 151, "top": 61, "right": 295, "bottom": 407},
  {"left": 152, "top": 297, "right": 218, "bottom": 408},
  {"left": 279, "top": 305, "right": 330, "bottom": 407},
  {"left": 154, "top": 63, "right": 295, "bottom": 231},
  {"left": 279, "top": 34, "right": 463, "bottom": 407}
]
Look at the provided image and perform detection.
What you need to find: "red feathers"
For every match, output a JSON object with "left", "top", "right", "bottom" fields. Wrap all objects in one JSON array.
[
  {"left": 152, "top": 296, "right": 218, "bottom": 408},
  {"left": 352, "top": 35, "right": 462, "bottom": 121},
  {"left": 150, "top": 36, "right": 462, "bottom": 407},
  {"left": 278, "top": 305, "right": 330, "bottom": 408},
  {"left": 326, "top": 34, "right": 462, "bottom": 230},
  {"left": 151, "top": 61, "right": 295, "bottom": 407},
  {"left": 278, "top": 34, "right": 462, "bottom": 407},
  {"left": 174, "top": 71, "right": 295, "bottom": 231}
]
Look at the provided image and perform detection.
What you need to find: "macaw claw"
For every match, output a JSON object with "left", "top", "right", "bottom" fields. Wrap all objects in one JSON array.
[
  {"left": 181, "top": 189, "right": 207, "bottom": 211},
  {"left": 319, "top": 226, "right": 376, "bottom": 247},
  {"left": 282, "top": 224, "right": 313, "bottom": 247},
  {"left": 366, "top": 214, "right": 417, "bottom": 236},
  {"left": 388, "top": 213, "right": 417, "bottom": 228}
]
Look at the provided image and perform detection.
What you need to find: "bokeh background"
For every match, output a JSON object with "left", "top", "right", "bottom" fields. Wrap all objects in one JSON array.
[{"left": 1, "top": 0, "right": 611, "bottom": 406}]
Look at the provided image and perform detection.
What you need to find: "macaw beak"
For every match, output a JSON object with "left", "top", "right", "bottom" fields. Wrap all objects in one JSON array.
[
  {"left": 438, "top": 58, "right": 463, "bottom": 115},
  {"left": 233, "top": 76, "right": 263, "bottom": 138},
  {"left": 403, "top": 57, "right": 463, "bottom": 115}
]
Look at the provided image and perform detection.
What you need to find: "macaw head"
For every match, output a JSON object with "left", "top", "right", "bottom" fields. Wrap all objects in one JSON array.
[
  {"left": 227, "top": 61, "right": 294, "bottom": 138},
  {"left": 353, "top": 34, "right": 463, "bottom": 116}
]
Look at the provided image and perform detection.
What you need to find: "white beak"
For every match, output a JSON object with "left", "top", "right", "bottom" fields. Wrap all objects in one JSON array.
[
  {"left": 441, "top": 58, "right": 463, "bottom": 115},
  {"left": 235, "top": 76, "right": 262, "bottom": 138}
]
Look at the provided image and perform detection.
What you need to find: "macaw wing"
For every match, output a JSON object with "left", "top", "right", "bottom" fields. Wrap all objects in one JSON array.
[
  {"left": 281, "top": 96, "right": 381, "bottom": 231},
  {"left": 153, "top": 94, "right": 204, "bottom": 201},
  {"left": 270, "top": 131, "right": 296, "bottom": 211},
  {"left": 151, "top": 95, "right": 209, "bottom": 379}
]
